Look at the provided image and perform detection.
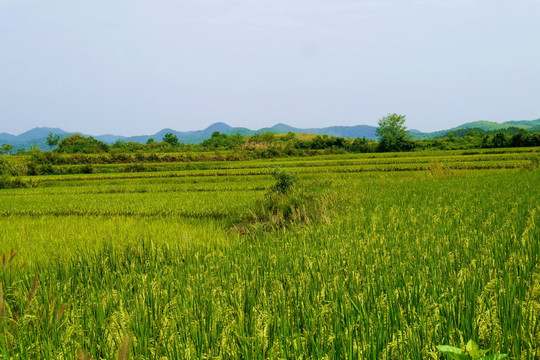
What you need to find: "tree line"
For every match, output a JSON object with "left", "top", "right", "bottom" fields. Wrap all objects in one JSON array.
[{"left": 1, "top": 114, "right": 539, "bottom": 156}]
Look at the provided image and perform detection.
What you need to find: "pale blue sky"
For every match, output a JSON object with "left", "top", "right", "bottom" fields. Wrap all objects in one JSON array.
[{"left": 1, "top": 0, "right": 539, "bottom": 135}]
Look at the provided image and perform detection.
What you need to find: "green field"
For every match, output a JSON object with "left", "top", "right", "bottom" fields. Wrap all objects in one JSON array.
[{"left": 1, "top": 149, "right": 539, "bottom": 359}]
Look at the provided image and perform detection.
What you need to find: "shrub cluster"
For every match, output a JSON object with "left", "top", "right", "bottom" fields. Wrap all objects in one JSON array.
[
  {"left": 234, "top": 168, "right": 336, "bottom": 233},
  {"left": 0, "top": 175, "right": 36, "bottom": 189}
]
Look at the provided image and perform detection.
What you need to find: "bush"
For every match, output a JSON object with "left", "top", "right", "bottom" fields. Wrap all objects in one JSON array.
[
  {"left": 25, "top": 161, "right": 40, "bottom": 176},
  {"left": 0, "top": 158, "right": 8, "bottom": 175},
  {"left": 0, "top": 158, "right": 22, "bottom": 176},
  {"left": 39, "top": 164, "right": 56, "bottom": 175},
  {"left": 0, "top": 175, "right": 37, "bottom": 189},
  {"left": 55, "top": 134, "right": 109, "bottom": 153},
  {"left": 80, "top": 164, "right": 94, "bottom": 174},
  {"left": 233, "top": 169, "right": 335, "bottom": 233},
  {"left": 120, "top": 163, "right": 156, "bottom": 173},
  {"left": 30, "top": 151, "right": 62, "bottom": 165},
  {"left": 270, "top": 167, "right": 297, "bottom": 193}
]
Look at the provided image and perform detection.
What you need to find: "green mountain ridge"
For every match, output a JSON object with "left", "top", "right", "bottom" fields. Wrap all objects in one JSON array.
[
  {"left": 411, "top": 118, "right": 540, "bottom": 139},
  {"left": 1, "top": 118, "right": 539, "bottom": 151}
]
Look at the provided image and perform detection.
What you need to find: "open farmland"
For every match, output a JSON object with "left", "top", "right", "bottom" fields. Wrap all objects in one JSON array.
[{"left": 0, "top": 148, "right": 539, "bottom": 359}]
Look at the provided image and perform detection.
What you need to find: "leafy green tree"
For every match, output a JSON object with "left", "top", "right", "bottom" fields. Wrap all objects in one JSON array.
[
  {"left": 46, "top": 132, "right": 61, "bottom": 147},
  {"left": 350, "top": 137, "right": 376, "bottom": 153},
  {"left": 311, "top": 135, "right": 328, "bottom": 149},
  {"left": 202, "top": 132, "right": 244, "bottom": 150},
  {"left": 56, "top": 134, "right": 109, "bottom": 153},
  {"left": 1, "top": 144, "right": 14, "bottom": 155},
  {"left": 491, "top": 132, "right": 509, "bottom": 148},
  {"left": 29, "top": 144, "right": 41, "bottom": 154},
  {"left": 162, "top": 133, "right": 179, "bottom": 147},
  {"left": 146, "top": 138, "right": 155, "bottom": 145},
  {"left": 258, "top": 132, "right": 276, "bottom": 143},
  {"left": 283, "top": 132, "right": 296, "bottom": 141},
  {"left": 375, "top": 113, "right": 412, "bottom": 152},
  {"left": 510, "top": 130, "right": 530, "bottom": 147},
  {"left": 112, "top": 139, "right": 125, "bottom": 147}
]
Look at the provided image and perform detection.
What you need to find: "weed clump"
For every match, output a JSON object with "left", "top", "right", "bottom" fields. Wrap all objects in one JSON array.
[
  {"left": 234, "top": 168, "right": 335, "bottom": 233},
  {"left": 270, "top": 167, "right": 297, "bottom": 193},
  {"left": 524, "top": 154, "right": 539, "bottom": 171},
  {"left": 430, "top": 158, "right": 454, "bottom": 179},
  {"left": 532, "top": 154, "right": 540, "bottom": 169}
]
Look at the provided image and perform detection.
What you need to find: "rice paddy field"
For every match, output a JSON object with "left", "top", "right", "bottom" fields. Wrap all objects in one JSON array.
[{"left": 0, "top": 148, "right": 539, "bottom": 359}]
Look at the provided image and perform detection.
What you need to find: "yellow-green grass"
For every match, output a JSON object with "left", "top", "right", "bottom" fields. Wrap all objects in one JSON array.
[{"left": 274, "top": 132, "right": 319, "bottom": 141}]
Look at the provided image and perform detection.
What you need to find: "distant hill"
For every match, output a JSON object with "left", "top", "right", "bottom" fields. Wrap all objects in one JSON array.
[
  {"left": 0, "top": 127, "right": 67, "bottom": 143},
  {"left": 269, "top": 123, "right": 378, "bottom": 139},
  {"left": 16, "top": 127, "right": 70, "bottom": 142},
  {"left": 97, "top": 122, "right": 379, "bottom": 145},
  {"left": 1, "top": 118, "right": 539, "bottom": 151},
  {"left": 0, "top": 133, "right": 17, "bottom": 142},
  {"left": 0, "top": 127, "right": 72, "bottom": 152},
  {"left": 412, "top": 118, "right": 540, "bottom": 139},
  {"left": 501, "top": 119, "right": 540, "bottom": 128},
  {"left": 530, "top": 125, "right": 540, "bottom": 133}
]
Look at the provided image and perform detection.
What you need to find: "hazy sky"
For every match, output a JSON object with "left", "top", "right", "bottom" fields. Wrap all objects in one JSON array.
[{"left": 1, "top": 0, "right": 539, "bottom": 135}]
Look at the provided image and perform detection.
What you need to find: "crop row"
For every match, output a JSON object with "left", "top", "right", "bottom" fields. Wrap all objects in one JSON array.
[
  {"left": 4, "top": 146, "right": 537, "bottom": 166},
  {"left": 21, "top": 159, "right": 530, "bottom": 183}
]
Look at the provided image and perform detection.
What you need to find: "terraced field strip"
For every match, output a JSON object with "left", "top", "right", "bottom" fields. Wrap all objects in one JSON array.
[{"left": 0, "top": 189, "right": 258, "bottom": 218}]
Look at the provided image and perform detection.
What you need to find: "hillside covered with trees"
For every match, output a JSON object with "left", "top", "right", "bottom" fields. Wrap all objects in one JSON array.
[{"left": 2, "top": 115, "right": 538, "bottom": 157}]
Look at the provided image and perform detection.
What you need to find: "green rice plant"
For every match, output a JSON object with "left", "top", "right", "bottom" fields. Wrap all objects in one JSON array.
[
  {"left": 525, "top": 154, "right": 539, "bottom": 170},
  {"left": 0, "top": 249, "right": 58, "bottom": 356},
  {"left": 0, "top": 149, "right": 539, "bottom": 358}
]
